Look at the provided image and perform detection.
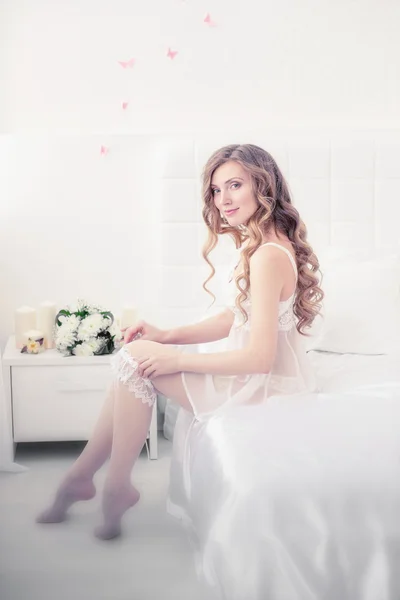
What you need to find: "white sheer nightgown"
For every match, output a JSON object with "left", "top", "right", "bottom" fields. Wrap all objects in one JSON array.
[{"left": 180, "top": 242, "right": 316, "bottom": 417}]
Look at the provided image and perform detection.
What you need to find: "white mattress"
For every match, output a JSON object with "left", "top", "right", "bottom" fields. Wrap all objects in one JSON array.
[{"left": 309, "top": 350, "right": 400, "bottom": 393}]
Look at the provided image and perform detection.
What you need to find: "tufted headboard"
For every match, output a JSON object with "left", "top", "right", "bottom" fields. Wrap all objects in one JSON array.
[{"left": 153, "top": 131, "right": 400, "bottom": 329}]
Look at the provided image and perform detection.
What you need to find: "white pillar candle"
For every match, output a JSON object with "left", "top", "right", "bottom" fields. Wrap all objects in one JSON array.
[
  {"left": 37, "top": 301, "right": 57, "bottom": 349},
  {"left": 120, "top": 306, "right": 139, "bottom": 329},
  {"left": 15, "top": 306, "right": 36, "bottom": 349}
]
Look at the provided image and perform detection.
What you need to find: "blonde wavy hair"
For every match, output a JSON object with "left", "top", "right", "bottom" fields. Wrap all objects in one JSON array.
[{"left": 201, "top": 143, "right": 324, "bottom": 335}]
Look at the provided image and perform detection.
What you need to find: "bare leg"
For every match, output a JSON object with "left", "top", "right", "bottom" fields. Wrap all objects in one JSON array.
[
  {"left": 93, "top": 341, "right": 193, "bottom": 540},
  {"left": 36, "top": 340, "right": 190, "bottom": 533},
  {"left": 93, "top": 378, "right": 153, "bottom": 540},
  {"left": 36, "top": 381, "right": 116, "bottom": 523}
]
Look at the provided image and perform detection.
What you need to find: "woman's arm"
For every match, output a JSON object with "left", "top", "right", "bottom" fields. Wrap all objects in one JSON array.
[
  {"left": 162, "top": 308, "right": 235, "bottom": 345},
  {"left": 177, "top": 247, "right": 286, "bottom": 376}
]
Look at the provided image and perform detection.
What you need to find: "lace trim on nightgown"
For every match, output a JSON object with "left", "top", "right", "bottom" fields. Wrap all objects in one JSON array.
[
  {"left": 109, "top": 346, "right": 157, "bottom": 407},
  {"left": 229, "top": 295, "right": 296, "bottom": 332},
  {"left": 276, "top": 295, "right": 296, "bottom": 332}
]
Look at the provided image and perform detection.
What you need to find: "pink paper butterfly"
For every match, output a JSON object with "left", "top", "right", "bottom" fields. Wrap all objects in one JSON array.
[
  {"left": 118, "top": 58, "right": 135, "bottom": 69},
  {"left": 204, "top": 13, "right": 216, "bottom": 26},
  {"left": 122, "top": 101, "right": 129, "bottom": 110},
  {"left": 100, "top": 145, "right": 109, "bottom": 156},
  {"left": 167, "top": 47, "right": 178, "bottom": 59}
]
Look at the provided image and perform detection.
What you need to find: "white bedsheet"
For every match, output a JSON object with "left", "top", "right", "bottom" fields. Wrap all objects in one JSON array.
[{"left": 168, "top": 352, "right": 400, "bottom": 600}]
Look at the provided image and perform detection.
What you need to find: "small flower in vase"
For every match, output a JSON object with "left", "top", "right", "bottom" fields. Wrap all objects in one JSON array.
[{"left": 53, "top": 298, "right": 123, "bottom": 357}]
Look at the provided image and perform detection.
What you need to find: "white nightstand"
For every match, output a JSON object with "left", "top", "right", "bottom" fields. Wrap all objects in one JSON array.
[{"left": 1, "top": 336, "right": 158, "bottom": 460}]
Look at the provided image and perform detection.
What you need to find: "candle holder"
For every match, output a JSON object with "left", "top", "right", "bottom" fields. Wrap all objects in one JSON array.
[{"left": 20, "top": 330, "right": 46, "bottom": 354}]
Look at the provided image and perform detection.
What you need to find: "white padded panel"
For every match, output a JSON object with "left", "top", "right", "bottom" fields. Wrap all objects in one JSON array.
[
  {"left": 160, "top": 265, "right": 213, "bottom": 308},
  {"left": 376, "top": 141, "right": 400, "bottom": 178},
  {"left": 331, "top": 180, "right": 374, "bottom": 221},
  {"left": 331, "top": 139, "right": 375, "bottom": 178},
  {"left": 375, "top": 179, "right": 400, "bottom": 221},
  {"left": 375, "top": 221, "right": 400, "bottom": 249},
  {"left": 160, "top": 179, "right": 201, "bottom": 223},
  {"left": 289, "top": 178, "right": 330, "bottom": 222},
  {"left": 161, "top": 223, "right": 202, "bottom": 266},
  {"left": 155, "top": 138, "right": 196, "bottom": 179},
  {"left": 331, "top": 222, "right": 374, "bottom": 248},
  {"left": 288, "top": 138, "right": 330, "bottom": 179}
]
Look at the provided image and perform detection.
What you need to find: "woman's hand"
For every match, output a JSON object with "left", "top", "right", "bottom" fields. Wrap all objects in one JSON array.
[
  {"left": 137, "top": 351, "right": 182, "bottom": 379},
  {"left": 121, "top": 320, "right": 168, "bottom": 345}
]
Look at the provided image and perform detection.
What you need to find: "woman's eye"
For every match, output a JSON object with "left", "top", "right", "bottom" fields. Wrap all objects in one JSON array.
[{"left": 211, "top": 183, "right": 240, "bottom": 195}]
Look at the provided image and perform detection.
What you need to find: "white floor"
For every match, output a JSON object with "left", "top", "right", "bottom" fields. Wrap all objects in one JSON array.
[{"left": 0, "top": 435, "right": 208, "bottom": 600}]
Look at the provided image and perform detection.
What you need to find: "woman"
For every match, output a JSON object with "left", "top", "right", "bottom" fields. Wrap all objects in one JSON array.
[{"left": 36, "top": 143, "right": 323, "bottom": 545}]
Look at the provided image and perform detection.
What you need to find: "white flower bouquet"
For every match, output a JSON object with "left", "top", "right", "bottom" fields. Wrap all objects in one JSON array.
[{"left": 53, "top": 298, "right": 123, "bottom": 357}]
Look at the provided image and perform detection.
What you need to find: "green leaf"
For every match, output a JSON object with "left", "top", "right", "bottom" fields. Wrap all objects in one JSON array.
[
  {"left": 55, "top": 309, "right": 71, "bottom": 326},
  {"left": 101, "top": 311, "right": 114, "bottom": 325}
]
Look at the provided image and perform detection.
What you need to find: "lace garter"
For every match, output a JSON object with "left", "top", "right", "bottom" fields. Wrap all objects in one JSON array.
[{"left": 110, "top": 346, "right": 157, "bottom": 407}]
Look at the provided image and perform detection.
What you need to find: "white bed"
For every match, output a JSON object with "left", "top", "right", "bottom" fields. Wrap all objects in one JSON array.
[{"left": 168, "top": 350, "right": 400, "bottom": 600}]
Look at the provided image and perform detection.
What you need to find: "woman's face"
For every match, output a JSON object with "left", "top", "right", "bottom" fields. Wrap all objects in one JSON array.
[{"left": 211, "top": 160, "right": 258, "bottom": 226}]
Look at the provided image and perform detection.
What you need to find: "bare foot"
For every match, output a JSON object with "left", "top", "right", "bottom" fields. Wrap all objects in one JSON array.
[
  {"left": 36, "top": 476, "right": 96, "bottom": 524},
  {"left": 94, "top": 484, "right": 140, "bottom": 540}
]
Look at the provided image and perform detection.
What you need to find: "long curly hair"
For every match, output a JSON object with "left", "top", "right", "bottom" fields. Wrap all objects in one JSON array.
[{"left": 201, "top": 143, "right": 324, "bottom": 335}]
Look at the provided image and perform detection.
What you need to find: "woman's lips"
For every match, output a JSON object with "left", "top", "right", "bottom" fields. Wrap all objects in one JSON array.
[{"left": 225, "top": 208, "right": 239, "bottom": 216}]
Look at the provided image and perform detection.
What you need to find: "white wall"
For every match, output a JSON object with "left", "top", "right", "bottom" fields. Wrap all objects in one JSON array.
[
  {"left": 0, "top": 134, "right": 164, "bottom": 350},
  {"left": 1, "top": 0, "right": 400, "bottom": 351},
  {"left": 1, "top": 0, "right": 400, "bottom": 133}
]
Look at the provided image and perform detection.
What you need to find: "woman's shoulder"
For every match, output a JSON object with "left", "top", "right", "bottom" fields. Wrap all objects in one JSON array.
[
  {"left": 232, "top": 237, "right": 296, "bottom": 278},
  {"left": 250, "top": 239, "right": 298, "bottom": 297},
  {"left": 252, "top": 238, "right": 296, "bottom": 265}
]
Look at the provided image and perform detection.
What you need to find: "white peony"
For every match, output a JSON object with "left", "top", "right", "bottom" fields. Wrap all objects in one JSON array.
[
  {"left": 73, "top": 341, "right": 95, "bottom": 356},
  {"left": 77, "top": 313, "right": 104, "bottom": 341}
]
